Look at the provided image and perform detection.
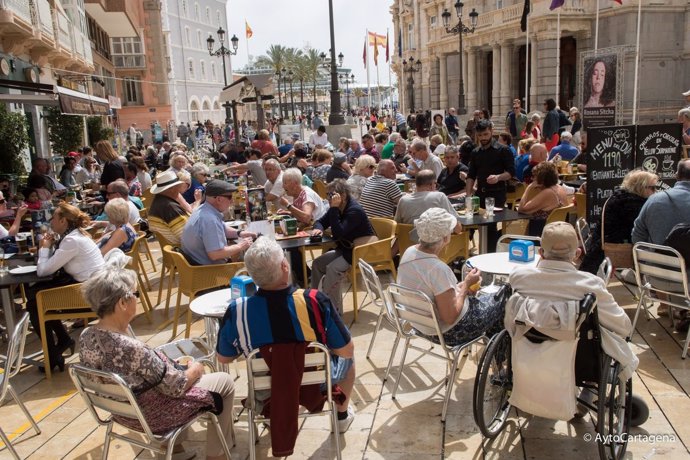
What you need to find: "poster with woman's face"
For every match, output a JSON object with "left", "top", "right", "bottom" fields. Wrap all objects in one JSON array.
[{"left": 582, "top": 54, "right": 617, "bottom": 129}]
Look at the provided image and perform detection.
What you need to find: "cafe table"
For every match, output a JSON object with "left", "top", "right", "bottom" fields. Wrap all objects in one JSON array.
[
  {"left": 0, "top": 252, "right": 51, "bottom": 366},
  {"left": 276, "top": 233, "right": 335, "bottom": 288},
  {"left": 466, "top": 252, "right": 541, "bottom": 277},
  {"left": 457, "top": 208, "right": 532, "bottom": 254}
]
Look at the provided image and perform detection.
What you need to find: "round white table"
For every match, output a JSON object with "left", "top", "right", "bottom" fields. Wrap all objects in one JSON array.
[
  {"left": 466, "top": 252, "right": 541, "bottom": 277},
  {"left": 190, "top": 288, "right": 233, "bottom": 318}
]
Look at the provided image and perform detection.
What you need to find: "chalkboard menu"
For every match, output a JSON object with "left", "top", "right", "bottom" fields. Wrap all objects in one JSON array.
[
  {"left": 586, "top": 125, "right": 636, "bottom": 224},
  {"left": 635, "top": 123, "right": 682, "bottom": 188}
]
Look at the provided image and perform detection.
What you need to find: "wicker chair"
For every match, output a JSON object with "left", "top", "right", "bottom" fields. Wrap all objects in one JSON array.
[
  {"left": 151, "top": 231, "right": 177, "bottom": 313},
  {"left": 162, "top": 245, "right": 244, "bottom": 339},
  {"left": 36, "top": 283, "right": 97, "bottom": 379}
]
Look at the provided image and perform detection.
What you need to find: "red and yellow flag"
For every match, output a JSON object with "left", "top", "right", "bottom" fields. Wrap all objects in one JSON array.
[
  {"left": 367, "top": 31, "right": 387, "bottom": 48},
  {"left": 245, "top": 20, "right": 253, "bottom": 39}
]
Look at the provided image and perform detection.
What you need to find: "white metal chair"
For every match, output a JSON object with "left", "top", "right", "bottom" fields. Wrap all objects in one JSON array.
[
  {"left": 597, "top": 257, "right": 613, "bottom": 286},
  {"left": 69, "top": 364, "right": 234, "bottom": 460},
  {"left": 386, "top": 283, "right": 488, "bottom": 422},
  {"left": 0, "top": 313, "right": 41, "bottom": 460},
  {"left": 576, "top": 217, "right": 591, "bottom": 255},
  {"left": 156, "top": 338, "right": 216, "bottom": 370},
  {"left": 633, "top": 242, "right": 690, "bottom": 358},
  {"left": 245, "top": 342, "right": 341, "bottom": 460},
  {"left": 358, "top": 260, "right": 399, "bottom": 381}
]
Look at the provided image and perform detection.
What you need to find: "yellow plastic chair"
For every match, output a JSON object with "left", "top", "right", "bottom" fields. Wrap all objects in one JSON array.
[
  {"left": 36, "top": 283, "right": 97, "bottom": 379},
  {"left": 124, "top": 233, "right": 155, "bottom": 321},
  {"left": 312, "top": 180, "right": 328, "bottom": 199},
  {"left": 151, "top": 231, "right": 178, "bottom": 313},
  {"left": 438, "top": 231, "right": 470, "bottom": 264},
  {"left": 162, "top": 245, "right": 244, "bottom": 339},
  {"left": 350, "top": 218, "right": 397, "bottom": 322},
  {"left": 395, "top": 223, "right": 415, "bottom": 258},
  {"left": 505, "top": 182, "right": 526, "bottom": 210},
  {"left": 574, "top": 193, "right": 586, "bottom": 220},
  {"left": 546, "top": 204, "right": 576, "bottom": 225}
]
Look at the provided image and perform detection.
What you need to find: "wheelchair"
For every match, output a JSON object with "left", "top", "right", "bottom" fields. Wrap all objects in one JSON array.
[{"left": 472, "top": 292, "right": 649, "bottom": 460}]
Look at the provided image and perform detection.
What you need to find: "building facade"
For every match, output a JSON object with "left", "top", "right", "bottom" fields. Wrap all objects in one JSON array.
[
  {"left": 164, "top": 0, "right": 229, "bottom": 125},
  {"left": 391, "top": 0, "right": 689, "bottom": 124}
]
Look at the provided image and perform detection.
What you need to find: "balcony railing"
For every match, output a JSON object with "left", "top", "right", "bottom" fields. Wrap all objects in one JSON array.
[
  {"left": 54, "top": 8, "right": 72, "bottom": 51},
  {"left": 114, "top": 55, "right": 146, "bottom": 68}
]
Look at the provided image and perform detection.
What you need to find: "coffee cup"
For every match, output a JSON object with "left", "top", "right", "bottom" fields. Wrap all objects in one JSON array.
[{"left": 175, "top": 355, "right": 194, "bottom": 366}]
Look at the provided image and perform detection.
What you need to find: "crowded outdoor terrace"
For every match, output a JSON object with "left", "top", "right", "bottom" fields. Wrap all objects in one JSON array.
[{"left": 1, "top": 107, "right": 689, "bottom": 459}]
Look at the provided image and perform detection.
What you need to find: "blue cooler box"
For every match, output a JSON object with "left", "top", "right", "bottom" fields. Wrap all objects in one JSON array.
[
  {"left": 509, "top": 240, "right": 535, "bottom": 262},
  {"left": 230, "top": 275, "right": 256, "bottom": 298}
]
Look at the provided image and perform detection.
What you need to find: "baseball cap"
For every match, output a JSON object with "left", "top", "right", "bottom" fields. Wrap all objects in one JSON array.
[
  {"left": 333, "top": 152, "right": 347, "bottom": 166},
  {"left": 205, "top": 179, "right": 237, "bottom": 197},
  {"left": 683, "top": 89, "right": 690, "bottom": 97},
  {"left": 67, "top": 151, "right": 80, "bottom": 158},
  {"left": 541, "top": 222, "right": 578, "bottom": 258},
  {"left": 414, "top": 208, "right": 457, "bottom": 243}
]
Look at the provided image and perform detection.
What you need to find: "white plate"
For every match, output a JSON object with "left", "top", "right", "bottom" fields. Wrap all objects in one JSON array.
[{"left": 9, "top": 265, "right": 37, "bottom": 275}]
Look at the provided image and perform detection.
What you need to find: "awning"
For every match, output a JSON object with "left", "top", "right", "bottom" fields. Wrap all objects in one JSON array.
[
  {"left": 0, "top": 79, "right": 59, "bottom": 106},
  {"left": 219, "top": 74, "right": 275, "bottom": 103},
  {"left": 56, "top": 86, "right": 110, "bottom": 116}
]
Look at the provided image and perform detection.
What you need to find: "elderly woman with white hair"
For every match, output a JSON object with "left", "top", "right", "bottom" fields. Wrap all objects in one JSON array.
[
  {"left": 183, "top": 162, "right": 209, "bottom": 204},
  {"left": 346, "top": 154, "right": 376, "bottom": 200},
  {"left": 169, "top": 152, "right": 189, "bottom": 174},
  {"left": 397, "top": 208, "right": 505, "bottom": 345},
  {"left": 97, "top": 197, "right": 137, "bottom": 255},
  {"left": 79, "top": 264, "right": 235, "bottom": 460},
  {"left": 176, "top": 169, "right": 202, "bottom": 213}
]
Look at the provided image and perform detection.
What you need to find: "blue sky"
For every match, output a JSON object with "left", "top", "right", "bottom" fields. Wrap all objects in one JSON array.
[{"left": 226, "top": 0, "right": 396, "bottom": 86}]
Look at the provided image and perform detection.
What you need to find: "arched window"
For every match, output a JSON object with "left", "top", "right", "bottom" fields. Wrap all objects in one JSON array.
[
  {"left": 194, "top": 2, "right": 199, "bottom": 21},
  {"left": 181, "top": 0, "right": 188, "bottom": 17},
  {"left": 202, "top": 100, "right": 211, "bottom": 111},
  {"left": 210, "top": 62, "right": 217, "bottom": 81},
  {"left": 200, "top": 60, "right": 206, "bottom": 80},
  {"left": 189, "top": 100, "right": 200, "bottom": 122},
  {"left": 213, "top": 100, "right": 220, "bottom": 110},
  {"left": 205, "top": 7, "right": 211, "bottom": 23},
  {"left": 196, "top": 30, "right": 202, "bottom": 48},
  {"left": 184, "top": 27, "right": 190, "bottom": 46}
]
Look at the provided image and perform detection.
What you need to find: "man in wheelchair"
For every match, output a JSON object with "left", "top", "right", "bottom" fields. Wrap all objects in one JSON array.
[{"left": 507, "top": 222, "right": 639, "bottom": 419}]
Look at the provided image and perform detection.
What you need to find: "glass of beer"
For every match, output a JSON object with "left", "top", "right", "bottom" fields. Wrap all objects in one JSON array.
[{"left": 15, "top": 233, "right": 28, "bottom": 254}]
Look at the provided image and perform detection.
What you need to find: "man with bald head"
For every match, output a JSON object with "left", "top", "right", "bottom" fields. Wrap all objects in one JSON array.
[
  {"left": 522, "top": 143, "right": 548, "bottom": 184},
  {"left": 359, "top": 159, "right": 403, "bottom": 218}
]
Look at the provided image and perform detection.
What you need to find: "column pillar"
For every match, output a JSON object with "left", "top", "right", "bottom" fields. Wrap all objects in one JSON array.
[
  {"left": 467, "top": 47, "right": 477, "bottom": 112},
  {"left": 529, "top": 36, "right": 538, "bottom": 112},
  {"left": 439, "top": 54, "right": 448, "bottom": 109},
  {"left": 492, "top": 43, "right": 501, "bottom": 117},
  {"left": 430, "top": 56, "right": 440, "bottom": 109},
  {"left": 500, "top": 41, "right": 512, "bottom": 119}
]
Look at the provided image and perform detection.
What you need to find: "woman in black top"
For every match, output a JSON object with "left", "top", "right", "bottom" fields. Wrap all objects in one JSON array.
[{"left": 95, "top": 140, "right": 125, "bottom": 197}]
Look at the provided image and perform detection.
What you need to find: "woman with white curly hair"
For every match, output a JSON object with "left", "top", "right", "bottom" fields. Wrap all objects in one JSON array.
[{"left": 396, "top": 207, "right": 506, "bottom": 345}]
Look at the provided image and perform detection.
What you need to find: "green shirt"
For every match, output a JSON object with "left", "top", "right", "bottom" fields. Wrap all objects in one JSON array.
[{"left": 380, "top": 141, "right": 395, "bottom": 160}]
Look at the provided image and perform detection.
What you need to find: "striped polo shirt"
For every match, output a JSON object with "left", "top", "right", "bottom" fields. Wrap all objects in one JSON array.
[{"left": 216, "top": 286, "right": 351, "bottom": 358}]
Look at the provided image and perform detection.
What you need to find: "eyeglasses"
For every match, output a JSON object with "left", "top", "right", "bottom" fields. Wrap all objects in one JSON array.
[{"left": 126, "top": 290, "right": 140, "bottom": 299}]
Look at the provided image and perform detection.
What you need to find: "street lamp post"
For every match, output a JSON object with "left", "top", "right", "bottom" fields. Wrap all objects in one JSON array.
[
  {"left": 325, "top": 0, "right": 345, "bottom": 125},
  {"left": 442, "top": 1, "right": 478, "bottom": 115},
  {"left": 402, "top": 57, "right": 421, "bottom": 111},
  {"left": 275, "top": 71, "right": 283, "bottom": 120},
  {"left": 288, "top": 70, "right": 295, "bottom": 119},
  {"left": 339, "top": 73, "right": 354, "bottom": 113},
  {"left": 207, "top": 27, "right": 239, "bottom": 124}
]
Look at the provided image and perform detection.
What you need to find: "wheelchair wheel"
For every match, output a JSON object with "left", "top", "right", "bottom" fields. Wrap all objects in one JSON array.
[
  {"left": 596, "top": 358, "right": 632, "bottom": 460},
  {"left": 629, "top": 394, "right": 649, "bottom": 427},
  {"left": 473, "top": 329, "right": 512, "bottom": 439}
]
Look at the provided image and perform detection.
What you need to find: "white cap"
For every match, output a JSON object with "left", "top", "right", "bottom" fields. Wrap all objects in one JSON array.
[{"left": 683, "top": 89, "right": 690, "bottom": 97}]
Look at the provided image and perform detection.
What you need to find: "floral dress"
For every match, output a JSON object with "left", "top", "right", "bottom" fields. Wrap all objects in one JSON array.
[{"left": 79, "top": 327, "right": 216, "bottom": 434}]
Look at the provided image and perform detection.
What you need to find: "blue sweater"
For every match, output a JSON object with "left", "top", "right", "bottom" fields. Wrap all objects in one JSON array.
[{"left": 632, "top": 181, "right": 690, "bottom": 245}]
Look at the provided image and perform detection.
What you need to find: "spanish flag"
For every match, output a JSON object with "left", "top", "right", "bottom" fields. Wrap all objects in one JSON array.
[{"left": 245, "top": 20, "right": 253, "bottom": 39}]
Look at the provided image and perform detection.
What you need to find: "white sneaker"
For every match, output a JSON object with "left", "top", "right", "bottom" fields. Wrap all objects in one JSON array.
[{"left": 336, "top": 405, "right": 355, "bottom": 433}]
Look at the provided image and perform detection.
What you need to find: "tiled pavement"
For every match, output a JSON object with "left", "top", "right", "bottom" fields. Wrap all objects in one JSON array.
[{"left": 1, "top": 242, "right": 689, "bottom": 459}]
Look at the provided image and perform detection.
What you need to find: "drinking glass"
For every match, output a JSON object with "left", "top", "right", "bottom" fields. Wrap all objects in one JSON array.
[
  {"left": 485, "top": 197, "right": 495, "bottom": 216},
  {"left": 0, "top": 246, "right": 6, "bottom": 276},
  {"left": 15, "top": 234, "right": 27, "bottom": 254},
  {"left": 465, "top": 196, "right": 473, "bottom": 218}
]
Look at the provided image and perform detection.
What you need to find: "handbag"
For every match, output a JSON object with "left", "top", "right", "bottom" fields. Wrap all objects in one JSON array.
[{"left": 600, "top": 196, "right": 634, "bottom": 269}]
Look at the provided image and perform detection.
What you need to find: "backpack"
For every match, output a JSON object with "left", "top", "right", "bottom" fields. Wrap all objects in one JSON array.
[{"left": 664, "top": 222, "right": 690, "bottom": 265}]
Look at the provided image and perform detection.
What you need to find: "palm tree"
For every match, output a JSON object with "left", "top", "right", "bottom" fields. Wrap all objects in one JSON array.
[
  {"left": 302, "top": 47, "right": 323, "bottom": 114},
  {"left": 282, "top": 47, "right": 303, "bottom": 117},
  {"left": 255, "top": 45, "right": 287, "bottom": 117}
]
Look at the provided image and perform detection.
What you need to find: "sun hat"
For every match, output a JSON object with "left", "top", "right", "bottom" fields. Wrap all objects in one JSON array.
[
  {"left": 150, "top": 170, "right": 183, "bottom": 194},
  {"left": 414, "top": 208, "right": 457, "bottom": 244}
]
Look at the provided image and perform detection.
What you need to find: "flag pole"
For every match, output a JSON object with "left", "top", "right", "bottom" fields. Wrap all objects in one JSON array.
[
  {"left": 376, "top": 58, "right": 382, "bottom": 110},
  {"left": 632, "top": 0, "right": 642, "bottom": 124},
  {"left": 556, "top": 9, "right": 560, "bottom": 104},
  {"left": 594, "top": 0, "right": 600, "bottom": 55},
  {"left": 387, "top": 28, "right": 392, "bottom": 110},
  {"left": 525, "top": 4, "right": 530, "bottom": 112},
  {"left": 366, "top": 30, "right": 372, "bottom": 111}
]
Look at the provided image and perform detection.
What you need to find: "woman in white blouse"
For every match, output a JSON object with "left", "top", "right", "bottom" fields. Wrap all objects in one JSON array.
[{"left": 26, "top": 202, "right": 105, "bottom": 373}]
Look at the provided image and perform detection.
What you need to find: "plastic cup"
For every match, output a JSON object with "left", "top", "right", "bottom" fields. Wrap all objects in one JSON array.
[{"left": 485, "top": 197, "right": 495, "bottom": 216}]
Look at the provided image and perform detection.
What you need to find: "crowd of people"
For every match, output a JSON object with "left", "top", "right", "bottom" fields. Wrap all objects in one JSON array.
[{"left": 4, "top": 91, "right": 690, "bottom": 458}]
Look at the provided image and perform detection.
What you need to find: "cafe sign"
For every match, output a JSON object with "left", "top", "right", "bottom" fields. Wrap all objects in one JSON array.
[{"left": 635, "top": 123, "right": 683, "bottom": 187}]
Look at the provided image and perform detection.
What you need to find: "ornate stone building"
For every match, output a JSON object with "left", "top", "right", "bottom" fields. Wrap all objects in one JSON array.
[{"left": 391, "top": 0, "right": 689, "bottom": 124}]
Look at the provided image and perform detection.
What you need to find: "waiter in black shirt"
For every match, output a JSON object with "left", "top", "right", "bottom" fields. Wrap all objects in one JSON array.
[{"left": 465, "top": 119, "right": 516, "bottom": 251}]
